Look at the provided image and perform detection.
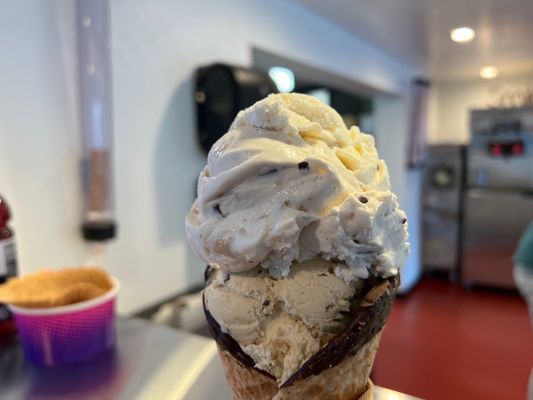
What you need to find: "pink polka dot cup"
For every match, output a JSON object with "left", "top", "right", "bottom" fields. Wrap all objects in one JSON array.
[{"left": 9, "top": 277, "right": 119, "bottom": 366}]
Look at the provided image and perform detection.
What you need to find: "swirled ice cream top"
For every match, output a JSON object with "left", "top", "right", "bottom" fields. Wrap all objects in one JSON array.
[{"left": 186, "top": 93, "right": 409, "bottom": 280}]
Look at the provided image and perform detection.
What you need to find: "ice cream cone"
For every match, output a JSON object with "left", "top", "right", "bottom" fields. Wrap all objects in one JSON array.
[
  {"left": 216, "top": 335, "right": 379, "bottom": 400},
  {"left": 205, "top": 275, "right": 397, "bottom": 400},
  {"left": 187, "top": 93, "right": 408, "bottom": 400}
]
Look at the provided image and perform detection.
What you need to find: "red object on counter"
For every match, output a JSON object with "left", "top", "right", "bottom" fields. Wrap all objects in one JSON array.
[{"left": 0, "top": 195, "right": 17, "bottom": 338}]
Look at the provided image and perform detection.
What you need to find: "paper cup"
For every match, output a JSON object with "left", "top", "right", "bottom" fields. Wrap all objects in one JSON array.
[{"left": 9, "top": 277, "right": 120, "bottom": 366}]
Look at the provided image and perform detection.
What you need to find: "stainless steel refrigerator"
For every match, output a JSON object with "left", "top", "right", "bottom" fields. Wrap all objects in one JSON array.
[
  {"left": 462, "top": 108, "right": 533, "bottom": 289},
  {"left": 422, "top": 145, "right": 465, "bottom": 279}
]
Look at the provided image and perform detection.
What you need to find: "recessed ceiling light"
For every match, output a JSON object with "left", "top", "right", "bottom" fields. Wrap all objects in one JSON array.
[
  {"left": 480, "top": 66, "right": 499, "bottom": 79},
  {"left": 450, "top": 27, "right": 475, "bottom": 43}
]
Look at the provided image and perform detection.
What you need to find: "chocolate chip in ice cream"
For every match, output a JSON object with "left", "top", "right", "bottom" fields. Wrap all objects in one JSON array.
[
  {"left": 358, "top": 196, "right": 369, "bottom": 204},
  {"left": 213, "top": 204, "right": 225, "bottom": 217},
  {"left": 298, "top": 161, "right": 309, "bottom": 170}
]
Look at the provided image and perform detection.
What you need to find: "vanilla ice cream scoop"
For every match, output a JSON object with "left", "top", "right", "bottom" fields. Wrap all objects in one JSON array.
[
  {"left": 204, "top": 268, "right": 274, "bottom": 345},
  {"left": 279, "top": 259, "right": 364, "bottom": 331},
  {"left": 186, "top": 93, "right": 409, "bottom": 280}
]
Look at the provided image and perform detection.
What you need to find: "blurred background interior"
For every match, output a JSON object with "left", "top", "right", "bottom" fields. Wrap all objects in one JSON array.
[{"left": 1, "top": 1, "right": 533, "bottom": 399}]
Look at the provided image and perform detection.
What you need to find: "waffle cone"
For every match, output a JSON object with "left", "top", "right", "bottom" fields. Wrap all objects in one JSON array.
[
  {"left": 204, "top": 267, "right": 397, "bottom": 400},
  {"left": 216, "top": 331, "right": 381, "bottom": 400}
]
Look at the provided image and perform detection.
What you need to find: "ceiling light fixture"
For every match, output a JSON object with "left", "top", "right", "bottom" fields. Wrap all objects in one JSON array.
[
  {"left": 480, "top": 66, "right": 499, "bottom": 79},
  {"left": 268, "top": 67, "right": 295, "bottom": 93},
  {"left": 450, "top": 27, "right": 475, "bottom": 43}
]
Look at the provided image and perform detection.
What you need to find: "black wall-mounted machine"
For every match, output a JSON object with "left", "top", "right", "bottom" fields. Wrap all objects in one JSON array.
[{"left": 194, "top": 63, "right": 277, "bottom": 153}]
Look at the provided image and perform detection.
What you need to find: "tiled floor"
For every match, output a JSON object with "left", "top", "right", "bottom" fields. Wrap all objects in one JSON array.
[{"left": 373, "top": 278, "right": 533, "bottom": 400}]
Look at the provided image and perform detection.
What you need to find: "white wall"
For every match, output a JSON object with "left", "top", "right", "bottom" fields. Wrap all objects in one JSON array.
[
  {"left": 0, "top": 0, "right": 419, "bottom": 313},
  {"left": 374, "top": 96, "right": 422, "bottom": 293},
  {"left": 428, "top": 74, "right": 533, "bottom": 144}
]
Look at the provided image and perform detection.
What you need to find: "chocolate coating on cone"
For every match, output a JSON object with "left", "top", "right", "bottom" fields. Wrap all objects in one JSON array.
[
  {"left": 204, "top": 294, "right": 275, "bottom": 379},
  {"left": 203, "top": 266, "right": 398, "bottom": 387},
  {"left": 281, "top": 275, "right": 398, "bottom": 387}
]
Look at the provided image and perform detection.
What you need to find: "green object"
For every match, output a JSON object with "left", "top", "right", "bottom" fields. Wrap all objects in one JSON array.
[{"left": 514, "top": 222, "right": 533, "bottom": 271}]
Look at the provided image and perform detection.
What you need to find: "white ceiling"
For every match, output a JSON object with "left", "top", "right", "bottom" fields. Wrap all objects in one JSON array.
[{"left": 293, "top": 0, "right": 533, "bottom": 80}]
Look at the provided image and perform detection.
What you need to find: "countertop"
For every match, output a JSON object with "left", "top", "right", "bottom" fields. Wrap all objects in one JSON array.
[{"left": 0, "top": 317, "right": 421, "bottom": 400}]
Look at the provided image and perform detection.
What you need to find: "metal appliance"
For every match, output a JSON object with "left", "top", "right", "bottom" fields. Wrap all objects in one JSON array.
[
  {"left": 422, "top": 145, "right": 465, "bottom": 279},
  {"left": 462, "top": 108, "right": 533, "bottom": 289}
]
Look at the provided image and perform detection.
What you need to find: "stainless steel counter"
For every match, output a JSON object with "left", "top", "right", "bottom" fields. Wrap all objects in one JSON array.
[{"left": 0, "top": 317, "right": 421, "bottom": 400}]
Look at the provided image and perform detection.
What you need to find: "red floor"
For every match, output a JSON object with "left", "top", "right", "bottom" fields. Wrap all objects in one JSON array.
[{"left": 373, "top": 278, "right": 533, "bottom": 400}]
